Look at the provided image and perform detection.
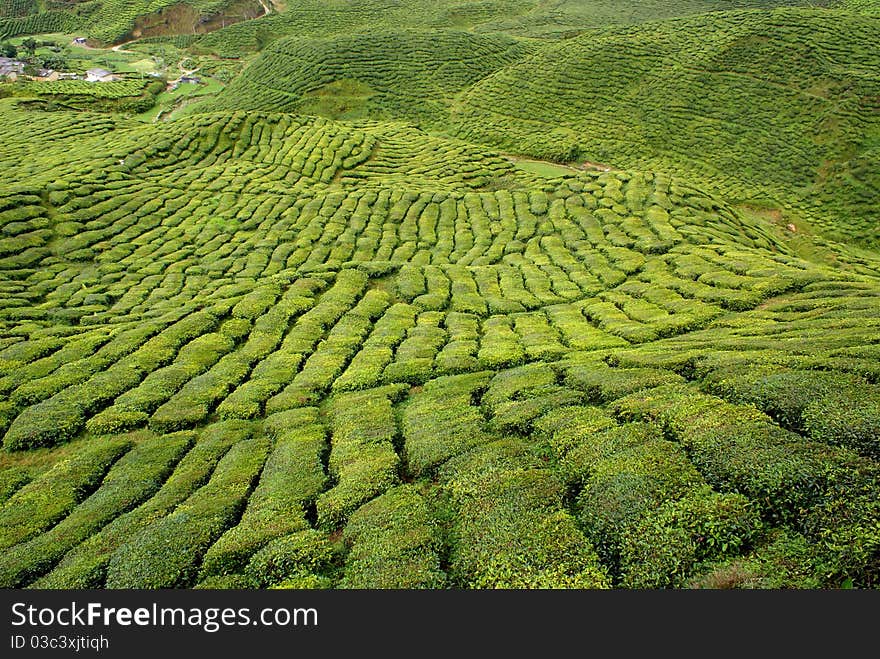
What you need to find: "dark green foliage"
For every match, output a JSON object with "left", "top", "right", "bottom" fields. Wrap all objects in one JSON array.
[
  {"left": 443, "top": 446, "right": 610, "bottom": 588},
  {"left": 801, "top": 465, "right": 880, "bottom": 588},
  {"left": 104, "top": 437, "right": 269, "bottom": 588},
  {"left": 0, "top": 466, "right": 30, "bottom": 504},
  {"left": 702, "top": 366, "right": 878, "bottom": 452},
  {"left": 576, "top": 437, "right": 706, "bottom": 566},
  {"left": 688, "top": 530, "right": 824, "bottom": 589},
  {"left": 244, "top": 530, "right": 336, "bottom": 588},
  {"left": 802, "top": 394, "right": 880, "bottom": 458},
  {"left": 0, "top": 433, "right": 191, "bottom": 587},
  {"left": 0, "top": 437, "right": 131, "bottom": 551},
  {"left": 0, "top": 1, "right": 878, "bottom": 591},
  {"left": 317, "top": 387, "right": 402, "bottom": 529},
  {"left": 200, "top": 409, "right": 327, "bottom": 577},
  {"left": 619, "top": 489, "right": 762, "bottom": 588},
  {"left": 340, "top": 485, "right": 445, "bottom": 588},
  {"left": 33, "top": 426, "right": 237, "bottom": 588},
  {"left": 613, "top": 386, "right": 864, "bottom": 524},
  {"left": 566, "top": 364, "right": 686, "bottom": 402},
  {"left": 402, "top": 372, "right": 495, "bottom": 477}
]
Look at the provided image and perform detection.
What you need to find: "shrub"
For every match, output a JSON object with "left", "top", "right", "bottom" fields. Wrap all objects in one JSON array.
[
  {"left": 533, "top": 405, "right": 618, "bottom": 457},
  {"left": 316, "top": 388, "right": 402, "bottom": 529},
  {"left": 3, "top": 396, "right": 85, "bottom": 450},
  {"left": 0, "top": 466, "right": 30, "bottom": 505},
  {"left": 200, "top": 410, "right": 327, "bottom": 577},
  {"left": 33, "top": 426, "right": 240, "bottom": 589},
  {"left": 802, "top": 394, "right": 880, "bottom": 457},
  {"left": 445, "top": 464, "right": 609, "bottom": 589},
  {"left": 619, "top": 490, "right": 762, "bottom": 588},
  {"left": 0, "top": 437, "right": 132, "bottom": 551},
  {"left": 245, "top": 530, "right": 336, "bottom": 587},
  {"left": 801, "top": 465, "right": 880, "bottom": 588},
  {"left": 0, "top": 433, "right": 191, "bottom": 587},
  {"left": 559, "top": 422, "right": 659, "bottom": 485},
  {"left": 340, "top": 485, "right": 445, "bottom": 589},
  {"left": 613, "top": 386, "right": 859, "bottom": 524},
  {"left": 565, "top": 364, "right": 685, "bottom": 403},
  {"left": 104, "top": 437, "right": 269, "bottom": 588},
  {"left": 576, "top": 438, "right": 705, "bottom": 565},
  {"left": 402, "top": 372, "right": 495, "bottom": 477},
  {"left": 687, "top": 530, "right": 823, "bottom": 589}
]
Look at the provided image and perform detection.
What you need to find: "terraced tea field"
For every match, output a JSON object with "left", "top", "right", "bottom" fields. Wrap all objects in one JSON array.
[{"left": 0, "top": 0, "right": 878, "bottom": 590}]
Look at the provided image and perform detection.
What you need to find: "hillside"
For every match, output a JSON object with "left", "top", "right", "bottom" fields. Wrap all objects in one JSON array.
[
  {"left": 0, "top": 0, "right": 265, "bottom": 44},
  {"left": 208, "top": 30, "right": 535, "bottom": 124},
  {"left": 0, "top": 1, "right": 877, "bottom": 591},
  {"left": 199, "top": 8, "right": 879, "bottom": 248},
  {"left": 450, "top": 9, "right": 880, "bottom": 247}
]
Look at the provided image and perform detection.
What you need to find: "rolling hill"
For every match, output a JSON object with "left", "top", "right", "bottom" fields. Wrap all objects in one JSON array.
[{"left": 0, "top": 0, "right": 877, "bottom": 590}]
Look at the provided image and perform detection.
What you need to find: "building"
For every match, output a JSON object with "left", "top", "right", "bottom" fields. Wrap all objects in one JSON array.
[
  {"left": 0, "top": 57, "right": 24, "bottom": 80},
  {"left": 34, "top": 69, "right": 59, "bottom": 82},
  {"left": 73, "top": 37, "right": 87, "bottom": 45},
  {"left": 86, "top": 68, "right": 118, "bottom": 82},
  {"left": 179, "top": 75, "right": 202, "bottom": 84}
]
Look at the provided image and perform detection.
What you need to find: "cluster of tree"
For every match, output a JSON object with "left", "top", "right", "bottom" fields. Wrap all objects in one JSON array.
[{"left": 0, "top": 39, "right": 67, "bottom": 72}]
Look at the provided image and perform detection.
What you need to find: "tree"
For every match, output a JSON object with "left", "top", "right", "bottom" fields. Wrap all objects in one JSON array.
[
  {"left": 21, "top": 38, "right": 37, "bottom": 56},
  {"left": 0, "top": 42, "right": 15, "bottom": 58},
  {"left": 40, "top": 55, "right": 67, "bottom": 71}
]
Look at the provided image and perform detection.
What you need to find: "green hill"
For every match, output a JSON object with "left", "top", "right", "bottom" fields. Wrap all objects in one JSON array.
[
  {"left": 0, "top": 0, "right": 263, "bottom": 44},
  {"left": 449, "top": 8, "right": 880, "bottom": 247},
  {"left": 208, "top": 30, "right": 534, "bottom": 125},
  {"left": 0, "top": 1, "right": 878, "bottom": 591},
  {"left": 198, "top": 7, "right": 879, "bottom": 247}
]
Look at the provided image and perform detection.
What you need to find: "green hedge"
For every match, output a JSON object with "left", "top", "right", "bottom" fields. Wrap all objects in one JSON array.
[
  {"left": 576, "top": 438, "right": 705, "bottom": 568},
  {"left": 533, "top": 405, "right": 618, "bottom": 457},
  {"left": 0, "top": 437, "right": 131, "bottom": 551},
  {"left": 613, "top": 385, "right": 861, "bottom": 524},
  {"left": 0, "top": 433, "right": 190, "bottom": 587},
  {"left": 619, "top": 489, "right": 762, "bottom": 588},
  {"left": 104, "top": 436, "right": 269, "bottom": 588},
  {"left": 402, "top": 372, "right": 495, "bottom": 477},
  {"left": 33, "top": 425, "right": 244, "bottom": 589},
  {"left": 445, "top": 458, "right": 609, "bottom": 589},
  {"left": 702, "top": 367, "right": 876, "bottom": 449},
  {"left": 200, "top": 409, "right": 327, "bottom": 577},
  {"left": 565, "top": 364, "right": 685, "bottom": 402},
  {"left": 687, "top": 529, "right": 824, "bottom": 589},
  {"left": 316, "top": 387, "right": 402, "bottom": 529},
  {"left": 802, "top": 394, "right": 880, "bottom": 458},
  {"left": 340, "top": 485, "right": 445, "bottom": 589},
  {"left": 244, "top": 530, "right": 336, "bottom": 588}
]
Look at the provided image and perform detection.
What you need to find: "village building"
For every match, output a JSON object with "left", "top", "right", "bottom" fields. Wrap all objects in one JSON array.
[
  {"left": 0, "top": 57, "right": 24, "bottom": 80},
  {"left": 34, "top": 69, "right": 59, "bottom": 82},
  {"left": 86, "top": 67, "right": 119, "bottom": 82}
]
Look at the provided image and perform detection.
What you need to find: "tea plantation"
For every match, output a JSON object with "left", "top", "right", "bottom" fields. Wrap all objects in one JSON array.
[{"left": 0, "top": 0, "right": 877, "bottom": 589}]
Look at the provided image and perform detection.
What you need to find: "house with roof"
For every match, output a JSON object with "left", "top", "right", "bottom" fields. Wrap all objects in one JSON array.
[
  {"left": 86, "top": 67, "right": 119, "bottom": 82},
  {"left": 0, "top": 57, "right": 24, "bottom": 80},
  {"left": 34, "top": 69, "right": 59, "bottom": 82}
]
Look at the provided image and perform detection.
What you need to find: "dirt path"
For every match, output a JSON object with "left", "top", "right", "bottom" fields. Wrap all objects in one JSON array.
[
  {"left": 579, "top": 160, "right": 613, "bottom": 172},
  {"left": 73, "top": 38, "right": 136, "bottom": 54},
  {"left": 165, "top": 60, "right": 202, "bottom": 91},
  {"left": 111, "top": 41, "right": 137, "bottom": 54}
]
